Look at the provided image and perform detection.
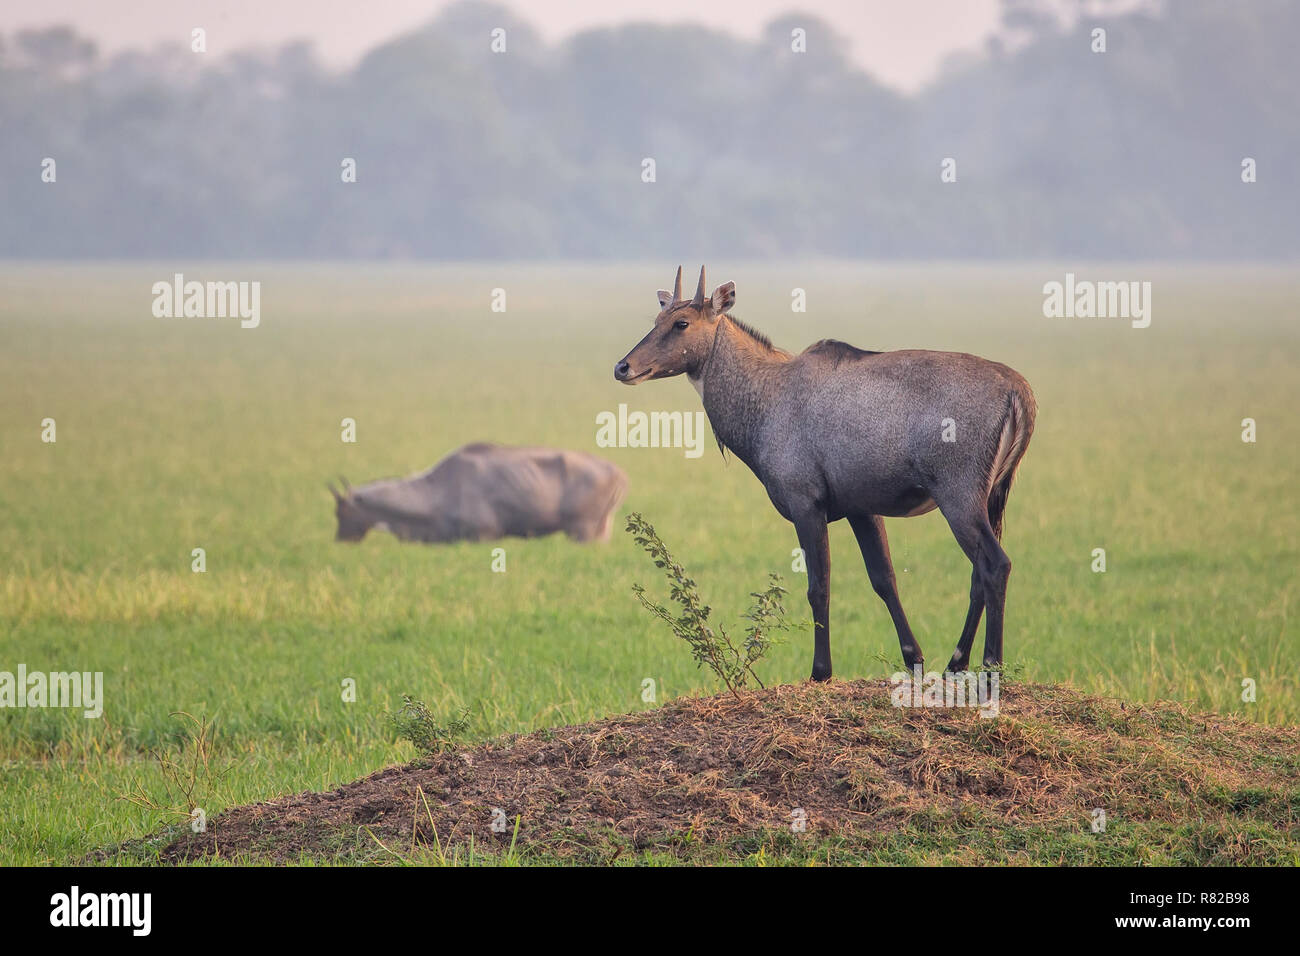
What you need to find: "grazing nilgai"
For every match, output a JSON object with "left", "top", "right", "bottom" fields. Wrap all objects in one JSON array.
[
  {"left": 329, "top": 444, "right": 628, "bottom": 544},
  {"left": 615, "top": 267, "right": 1036, "bottom": 680}
]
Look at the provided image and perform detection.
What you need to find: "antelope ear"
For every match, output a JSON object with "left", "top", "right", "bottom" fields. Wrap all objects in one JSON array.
[
  {"left": 657, "top": 290, "right": 674, "bottom": 310},
  {"left": 711, "top": 281, "right": 736, "bottom": 315}
]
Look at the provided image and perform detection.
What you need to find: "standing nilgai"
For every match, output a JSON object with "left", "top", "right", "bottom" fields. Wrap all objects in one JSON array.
[{"left": 615, "top": 266, "right": 1036, "bottom": 681}]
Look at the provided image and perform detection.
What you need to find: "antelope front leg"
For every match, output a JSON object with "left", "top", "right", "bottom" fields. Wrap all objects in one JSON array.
[
  {"left": 794, "top": 510, "right": 832, "bottom": 682},
  {"left": 848, "top": 514, "right": 924, "bottom": 670}
]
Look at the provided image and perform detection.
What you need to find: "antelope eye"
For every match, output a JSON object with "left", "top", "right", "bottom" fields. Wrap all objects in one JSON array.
[{"left": 674, "top": 319, "right": 689, "bottom": 330}]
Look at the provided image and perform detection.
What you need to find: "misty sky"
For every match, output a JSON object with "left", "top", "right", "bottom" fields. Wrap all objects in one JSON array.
[{"left": 1, "top": 0, "right": 1005, "bottom": 92}]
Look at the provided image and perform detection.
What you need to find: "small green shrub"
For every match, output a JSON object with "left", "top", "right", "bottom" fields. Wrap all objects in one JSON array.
[
  {"left": 388, "top": 696, "right": 471, "bottom": 754},
  {"left": 626, "top": 512, "right": 790, "bottom": 698}
]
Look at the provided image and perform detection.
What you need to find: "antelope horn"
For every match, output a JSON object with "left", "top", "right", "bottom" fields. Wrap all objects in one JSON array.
[
  {"left": 338, "top": 475, "right": 351, "bottom": 493},
  {"left": 327, "top": 481, "right": 342, "bottom": 502},
  {"left": 670, "top": 265, "right": 682, "bottom": 305},
  {"left": 692, "top": 265, "right": 706, "bottom": 307}
]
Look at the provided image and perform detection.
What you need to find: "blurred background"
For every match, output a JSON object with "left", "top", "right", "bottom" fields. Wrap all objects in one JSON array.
[{"left": 1, "top": 0, "right": 1296, "bottom": 260}]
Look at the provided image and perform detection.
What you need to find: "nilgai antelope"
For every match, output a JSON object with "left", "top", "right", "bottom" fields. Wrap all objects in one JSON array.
[
  {"left": 328, "top": 443, "right": 628, "bottom": 544},
  {"left": 614, "top": 267, "right": 1036, "bottom": 681}
]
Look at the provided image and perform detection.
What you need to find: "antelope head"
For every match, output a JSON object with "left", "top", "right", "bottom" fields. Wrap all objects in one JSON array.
[
  {"left": 328, "top": 477, "right": 373, "bottom": 542},
  {"left": 614, "top": 265, "right": 736, "bottom": 384}
]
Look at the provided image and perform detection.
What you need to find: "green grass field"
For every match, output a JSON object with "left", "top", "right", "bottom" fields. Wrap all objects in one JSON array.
[{"left": 1, "top": 262, "right": 1296, "bottom": 865}]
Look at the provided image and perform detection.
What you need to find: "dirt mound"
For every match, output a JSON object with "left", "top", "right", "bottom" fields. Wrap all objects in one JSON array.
[{"left": 158, "top": 680, "right": 1299, "bottom": 865}]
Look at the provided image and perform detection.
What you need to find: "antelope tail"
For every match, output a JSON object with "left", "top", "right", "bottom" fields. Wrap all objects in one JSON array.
[{"left": 990, "top": 389, "right": 1035, "bottom": 493}]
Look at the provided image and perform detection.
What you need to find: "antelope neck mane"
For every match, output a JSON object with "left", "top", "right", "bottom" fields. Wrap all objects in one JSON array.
[{"left": 721, "top": 313, "right": 790, "bottom": 358}]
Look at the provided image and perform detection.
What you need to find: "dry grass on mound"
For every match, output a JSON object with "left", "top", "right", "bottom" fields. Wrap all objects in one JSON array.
[{"left": 155, "top": 680, "right": 1299, "bottom": 865}]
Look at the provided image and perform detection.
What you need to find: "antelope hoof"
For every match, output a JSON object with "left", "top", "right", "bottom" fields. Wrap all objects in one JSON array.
[
  {"left": 945, "top": 655, "right": 969, "bottom": 674},
  {"left": 810, "top": 662, "right": 832, "bottom": 683}
]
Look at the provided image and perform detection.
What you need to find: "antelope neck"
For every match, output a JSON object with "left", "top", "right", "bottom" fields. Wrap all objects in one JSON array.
[{"left": 695, "top": 317, "right": 786, "bottom": 465}]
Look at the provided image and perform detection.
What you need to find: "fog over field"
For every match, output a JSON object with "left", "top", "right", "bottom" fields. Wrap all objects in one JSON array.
[{"left": 1, "top": 0, "right": 1297, "bottom": 259}]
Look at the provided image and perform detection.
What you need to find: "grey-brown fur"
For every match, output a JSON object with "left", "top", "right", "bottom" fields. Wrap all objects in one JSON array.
[
  {"left": 329, "top": 443, "right": 628, "bottom": 545},
  {"left": 615, "top": 266, "right": 1036, "bottom": 680}
]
